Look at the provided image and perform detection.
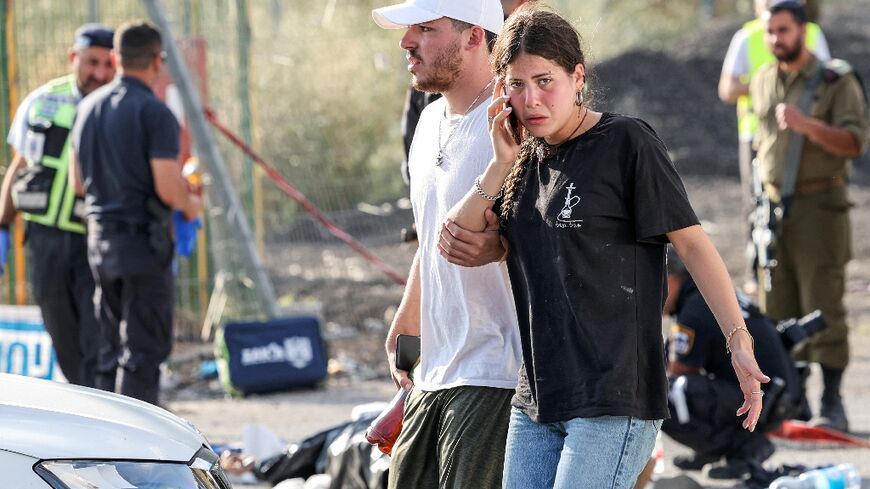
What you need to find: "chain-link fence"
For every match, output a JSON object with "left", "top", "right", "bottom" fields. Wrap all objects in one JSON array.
[{"left": 1, "top": 0, "right": 421, "bottom": 342}]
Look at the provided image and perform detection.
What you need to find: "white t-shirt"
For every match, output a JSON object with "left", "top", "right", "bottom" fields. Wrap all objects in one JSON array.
[
  {"left": 721, "top": 24, "right": 830, "bottom": 78},
  {"left": 408, "top": 96, "right": 521, "bottom": 392},
  {"left": 8, "top": 88, "right": 46, "bottom": 153}
]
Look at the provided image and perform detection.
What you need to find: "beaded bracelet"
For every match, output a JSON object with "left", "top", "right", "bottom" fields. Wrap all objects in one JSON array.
[
  {"left": 473, "top": 176, "right": 504, "bottom": 201},
  {"left": 725, "top": 325, "right": 754, "bottom": 354}
]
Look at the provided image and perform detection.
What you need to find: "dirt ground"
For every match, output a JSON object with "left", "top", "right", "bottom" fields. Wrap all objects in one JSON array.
[
  {"left": 162, "top": 1, "right": 870, "bottom": 484},
  {"left": 166, "top": 178, "right": 870, "bottom": 488},
  {"left": 168, "top": 336, "right": 870, "bottom": 488}
]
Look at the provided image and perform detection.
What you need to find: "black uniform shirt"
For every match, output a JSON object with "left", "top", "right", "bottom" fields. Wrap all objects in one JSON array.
[
  {"left": 502, "top": 113, "right": 699, "bottom": 423},
  {"left": 670, "top": 279, "right": 800, "bottom": 402},
  {"left": 72, "top": 75, "right": 180, "bottom": 223}
]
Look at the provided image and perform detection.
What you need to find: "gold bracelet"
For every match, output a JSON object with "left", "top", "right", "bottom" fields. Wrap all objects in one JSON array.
[{"left": 726, "top": 325, "right": 754, "bottom": 354}]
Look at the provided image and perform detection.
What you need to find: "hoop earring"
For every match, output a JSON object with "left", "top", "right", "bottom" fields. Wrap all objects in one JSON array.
[{"left": 575, "top": 90, "right": 584, "bottom": 107}]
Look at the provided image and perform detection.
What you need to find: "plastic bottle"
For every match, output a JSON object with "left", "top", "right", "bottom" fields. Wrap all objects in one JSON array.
[
  {"left": 182, "top": 156, "right": 203, "bottom": 195},
  {"left": 768, "top": 464, "right": 861, "bottom": 489},
  {"left": 364, "top": 388, "right": 408, "bottom": 455}
]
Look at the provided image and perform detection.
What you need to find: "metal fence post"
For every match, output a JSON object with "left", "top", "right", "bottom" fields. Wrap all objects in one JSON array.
[
  {"left": 235, "top": 0, "right": 254, "bottom": 226},
  {"left": 141, "top": 0, "right": 278, "bottom": 318},
  {"left": 87, "top": 0, "right": 99, "bottom": 23}
]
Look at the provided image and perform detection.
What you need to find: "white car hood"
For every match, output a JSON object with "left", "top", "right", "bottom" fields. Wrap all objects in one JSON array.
[{"left": 0, "top": 374, "right": 205, "bottom": 461}]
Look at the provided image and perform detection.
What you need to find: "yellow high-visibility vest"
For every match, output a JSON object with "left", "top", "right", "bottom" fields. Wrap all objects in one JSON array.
[{"left": 20, "top": 74, "right": 85, "bottom": 233}]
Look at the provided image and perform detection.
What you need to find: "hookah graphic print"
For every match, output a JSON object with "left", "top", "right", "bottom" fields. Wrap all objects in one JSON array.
[{"left": 556, "top": 183, "right": 583, "bottom": 228}]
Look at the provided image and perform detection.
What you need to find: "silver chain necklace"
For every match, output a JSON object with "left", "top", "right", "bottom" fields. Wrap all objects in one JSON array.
[{"left": 436, "top": 78, "right": 494, "bottom": 166}]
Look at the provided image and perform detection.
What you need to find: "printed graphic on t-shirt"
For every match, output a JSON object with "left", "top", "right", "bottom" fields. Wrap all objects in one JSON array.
[
  {"left": 555, "top": 183, "right": 583, "bottom": 229},
  {"left": 670, "top": 323, "right": 695, "bottom": 356}
]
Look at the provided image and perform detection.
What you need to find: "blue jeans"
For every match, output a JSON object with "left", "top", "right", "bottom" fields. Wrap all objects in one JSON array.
[{"left": 503, "top": 408, "right": 662, "bottom": 489}]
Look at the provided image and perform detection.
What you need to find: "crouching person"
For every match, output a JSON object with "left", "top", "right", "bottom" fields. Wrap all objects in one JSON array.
[{"left": 662, "top": 248, "right": 802, "bottom": 480}]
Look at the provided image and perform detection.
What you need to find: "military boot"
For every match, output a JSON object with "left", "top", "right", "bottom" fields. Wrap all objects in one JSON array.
[
  {"left": 793, "top": 362, "right": 813, "bottom": 421},
  {"left": 815, "top": 366, "right": 849, "bottom": 433}
]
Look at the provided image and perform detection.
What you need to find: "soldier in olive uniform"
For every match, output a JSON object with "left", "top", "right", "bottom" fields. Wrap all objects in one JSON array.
[{"left": 751, "top": 1, "right": 869, "bottom": 432}]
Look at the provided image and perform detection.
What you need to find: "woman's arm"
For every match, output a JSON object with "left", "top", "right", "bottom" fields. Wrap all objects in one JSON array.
[
  {"left": 445, "top": 160, "right": 514, "bottom": 232},
  {"left": 668, "top": 224, "right": 770, "bottom": 431},
  {"left": 446, "top": 79, "right": 520, "bottom": 232}
]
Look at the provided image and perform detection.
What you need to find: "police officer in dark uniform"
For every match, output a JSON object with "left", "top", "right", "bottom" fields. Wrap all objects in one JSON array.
[
  {"left": 662, "top": 249, "right": 800, "bottom": 480},
  {"left": 0, "top": 24, "right": 115, "bottom": 386},
  {"left": 70, "top": 21, "right": 202, "bottom": 405}
]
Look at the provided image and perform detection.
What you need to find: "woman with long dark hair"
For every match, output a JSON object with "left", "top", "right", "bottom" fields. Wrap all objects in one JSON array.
[{"left": 442, "top": 4, "right": 769, "bottom": 487}]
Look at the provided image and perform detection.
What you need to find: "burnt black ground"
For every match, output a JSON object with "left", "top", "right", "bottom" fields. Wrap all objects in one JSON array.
[{"left": 595, "top": 0, "right": 870, "bottom": 181}]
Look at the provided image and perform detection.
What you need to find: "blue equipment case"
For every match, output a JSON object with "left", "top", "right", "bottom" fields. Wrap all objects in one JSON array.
[{"left": 216, "top": 316, "right": 327, "bottom": 396}]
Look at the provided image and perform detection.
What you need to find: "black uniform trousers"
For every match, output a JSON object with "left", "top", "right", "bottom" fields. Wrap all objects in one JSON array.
[
  {"left": 662, "top": 375, "right": 775, "bottom": 462},
  {"left": 27, "top": 222, "right": 101, "bottom": 387},
  {"left": 87, "top": 227, "right": 174, "bottom": 405}
]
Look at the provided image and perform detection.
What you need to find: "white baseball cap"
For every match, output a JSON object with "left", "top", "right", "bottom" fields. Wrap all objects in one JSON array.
[{"left": 372, "top": 0, "right": 504, "bottom": 35}]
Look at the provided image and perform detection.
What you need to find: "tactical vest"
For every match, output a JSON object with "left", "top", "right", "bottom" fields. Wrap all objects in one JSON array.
[
  {"left": 14, "top": 75, "right": 85, "bottom": 234},
  {"left": 736, "top": 19, "right": 823, "bottom": 141}
]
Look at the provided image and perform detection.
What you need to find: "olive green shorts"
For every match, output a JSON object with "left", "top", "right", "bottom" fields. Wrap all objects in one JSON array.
[{"left": 388, "top": 385, "right": 513, "bottom": 489}]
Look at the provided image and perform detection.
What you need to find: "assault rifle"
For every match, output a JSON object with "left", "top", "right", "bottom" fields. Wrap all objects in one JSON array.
[{"left": 749, "top": 158, "right": 782, "bottom": 291}]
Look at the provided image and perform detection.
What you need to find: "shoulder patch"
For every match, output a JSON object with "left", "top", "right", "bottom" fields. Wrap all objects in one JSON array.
[
  {"left": 669, "top": 323, "right": 696, "bottom": 356},
  {"left": 824, "top": 59, "right": 854, "bottom": 83}
]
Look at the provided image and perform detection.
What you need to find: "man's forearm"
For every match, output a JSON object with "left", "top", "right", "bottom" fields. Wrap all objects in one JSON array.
[
  {"left": 719, "top": 75, "right": 749, "bottom": 104},
  {"left": 0, "top": 154, "right": 25, "bottom": 225},
  {"left": 803, "top": 120, "right": 862, "bottom": 158},
  {"left": 68, "top": 150, "right": 85, "bottom": 197},
  {"left": 386, "top": 250, "right": 422, "bottom": 353}
]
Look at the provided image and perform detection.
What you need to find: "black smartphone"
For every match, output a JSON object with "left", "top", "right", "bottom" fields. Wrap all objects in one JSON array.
[
  {"left": 395, "top": 334, "right": 421, "bottom": 372},
  {"left": 502, "top": 82, "right": 522, "bottom": 144}
]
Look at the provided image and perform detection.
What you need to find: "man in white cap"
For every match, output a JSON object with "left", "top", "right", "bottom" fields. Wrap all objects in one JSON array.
[{"left": 372, "top": 1, "right": 522, "bottom": 487}]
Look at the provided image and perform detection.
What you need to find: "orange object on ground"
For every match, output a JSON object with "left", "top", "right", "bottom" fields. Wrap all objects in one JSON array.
[{"left": 769, "top": 420, "right": 870, "bottom": 448}]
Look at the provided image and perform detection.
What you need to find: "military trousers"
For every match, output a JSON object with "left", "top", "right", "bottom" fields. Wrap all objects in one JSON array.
[{"left": 760, "top": 186, "right": 851, "bottom": 369}]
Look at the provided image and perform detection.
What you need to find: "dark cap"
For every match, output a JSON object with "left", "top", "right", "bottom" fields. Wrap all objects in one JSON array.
[{"left": 73, "top": 23, "right": 114, "bottom": 50}]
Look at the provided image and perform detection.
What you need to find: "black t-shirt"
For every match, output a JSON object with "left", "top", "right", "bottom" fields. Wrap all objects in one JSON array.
[
  {"left": 72, "top": 76, "right": 180, "bottom": 223},
  {"left": 502, "top": 113, "right": 699, "bottom": 423},
  {"left": 670, "top": 279, "right": 800, "bottom": 403}
]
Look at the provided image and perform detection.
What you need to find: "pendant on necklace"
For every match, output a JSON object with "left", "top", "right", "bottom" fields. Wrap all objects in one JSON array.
[{"left": 436, "top": 151, "right": 444, "bottom": 166}]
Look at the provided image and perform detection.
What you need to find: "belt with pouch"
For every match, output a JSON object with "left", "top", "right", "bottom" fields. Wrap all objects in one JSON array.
[{"left": 765, "top": 176, "right": 846, "bottom": 200}]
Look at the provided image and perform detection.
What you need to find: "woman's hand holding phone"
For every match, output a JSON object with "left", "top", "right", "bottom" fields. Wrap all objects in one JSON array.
[{"left": 488, "top": 78, "right": 522, "bottom": 167}]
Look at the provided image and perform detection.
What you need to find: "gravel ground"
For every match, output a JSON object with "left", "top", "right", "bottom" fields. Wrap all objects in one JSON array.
[
  {"left": 162, "top": 1, "right": 870, "bottom": 485},
  {"left": 166, "top": 335, "right": 870, "bottom": 488},
  {"left": 165, "top": 178, "right": 870, "bottom": 488}
]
